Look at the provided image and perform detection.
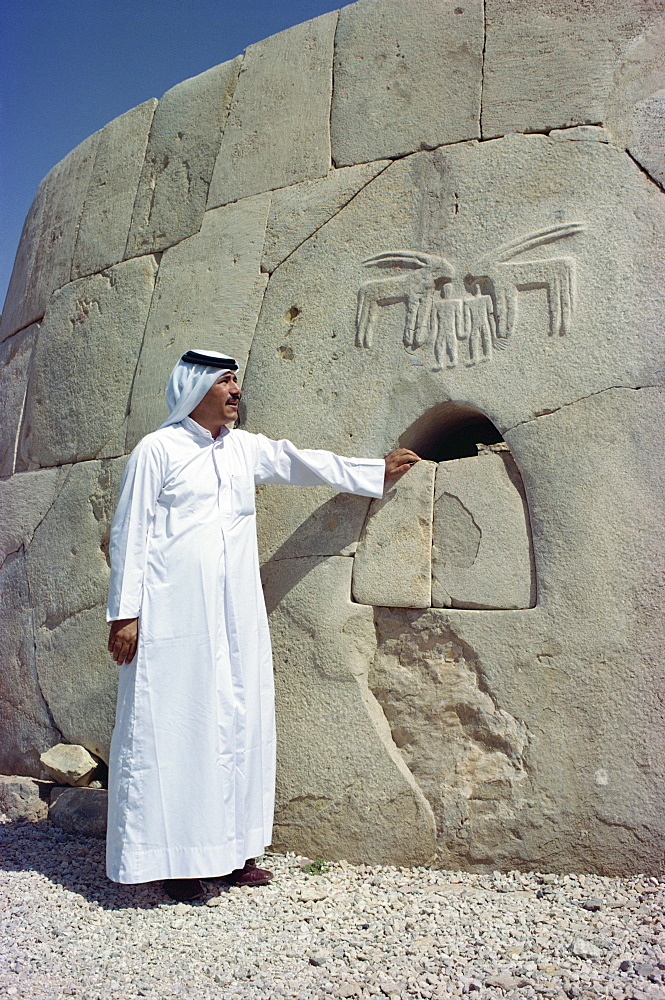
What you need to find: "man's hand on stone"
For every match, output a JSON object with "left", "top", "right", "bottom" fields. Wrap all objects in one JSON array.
[
  {"left": 384, "top": 448, "right": 421, "bottom": 479},
  {"left": 108, "top": 618, "right": 139, "bottom": 665}
]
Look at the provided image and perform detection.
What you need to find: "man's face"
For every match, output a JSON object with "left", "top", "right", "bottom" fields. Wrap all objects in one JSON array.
[{"left": 205, "top": 372, "right": 242, "bottom": 425}]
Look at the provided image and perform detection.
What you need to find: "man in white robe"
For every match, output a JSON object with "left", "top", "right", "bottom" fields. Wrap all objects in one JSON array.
[{"left": 106, "top": 349, "right": 419, "bottom": 901}]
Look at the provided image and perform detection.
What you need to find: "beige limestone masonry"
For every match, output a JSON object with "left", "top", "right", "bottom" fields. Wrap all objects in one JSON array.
[
  {"left": 1, "top": 0, "right": 663, "bottom": 875},
  {"left": 126, "top": 194, "right": 270, "bottom": 448},
  {"left": 72, "top": 100, "right": 157, "bottom": 279},
  {"left": 0, "top": 132, "right": 99, "bottom": 341},
  {"left": 331, "top": 0, "right": 483, "bottom": 166},
  {"left": 19, "top": 256, "right": 158, "bottom": 468},
  {"left": 125, "top": 58, "right": 242, "bottom": 258},
  {"left": 207, "top": 13, "right": 337, "bottom": 209}
]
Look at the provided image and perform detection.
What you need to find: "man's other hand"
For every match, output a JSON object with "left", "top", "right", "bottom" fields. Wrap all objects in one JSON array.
[
  {"left": 384, "top": 448, "right": 421, "bottom": 479},
  {"left": 108, "top": 618, "right": 139, "bottom": 665}
]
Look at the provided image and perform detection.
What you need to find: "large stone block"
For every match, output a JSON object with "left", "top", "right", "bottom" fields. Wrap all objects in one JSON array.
[
  {"left": 0, "top": 132, "right": 99, "bottom": 341},
  {"left": 72, "top": 100, "right": 157, "bottom": 279},
  {"left": 431, "top": 451, "right": 535, "bottom": 609},
  {"left": 125, "top": 59, "right": 242, "bottom": 257},
  {"left": 243, "top": 136, "right": 664, "bottom": 452},
  {"left": 35, "top": 606, "right": 117, "bottom": 764},
  {"left": 18, "top": 255, "right": 158, "bottom": 468},
  {"left": 0, "top": 468, "right": 68, "bottom": 568},
  {"left": 482, "top": 0, "right": 664, "bottom": 139},
  {"left": 126, "top": 194, "right": 270, "bottom": 448},
  {"left": 256, "top": 484, "right": 372, "bottom": 565},
  {"left": 0, "top": 324, "right": 38, "bottom": 478},
  {"left": 0, "top": 551, "right": 61, "bottom": 779},
  {"left": 262, "top": 555, "right": 437, "bottom": 865},
  {"left": 207, "top": 13, "right": 337, "bottom": 208},
  {"left": 606, "top": 16, "right": 665, "bottom": 189},
  {"left": 262, "top": 162, "right": 390, "bottom": 273},
  {"left": 352, "top": 459, "right": 435, "bottom": 608},
  {"left": 331, "top": 0, "right": 483, "bottom": 166},
  {"left": 25, "top": 458, "right": 125, "bottom": 632}
]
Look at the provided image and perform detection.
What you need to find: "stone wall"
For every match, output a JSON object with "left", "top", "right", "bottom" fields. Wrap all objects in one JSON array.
[{"left": 1, "top": 0, "right": 663, "bottom": 874}]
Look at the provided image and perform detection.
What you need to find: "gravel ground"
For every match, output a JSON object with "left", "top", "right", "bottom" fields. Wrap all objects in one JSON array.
[{"left": 1, "top": 818, "right": 663, "bottom": 1000}]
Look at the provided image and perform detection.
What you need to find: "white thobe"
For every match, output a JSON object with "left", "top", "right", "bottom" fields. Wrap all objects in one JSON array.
[{"left": 106, "top": 417, "right": 385, "bottom": 883}]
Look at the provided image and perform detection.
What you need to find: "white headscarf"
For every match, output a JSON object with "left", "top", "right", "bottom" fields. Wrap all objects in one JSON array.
[{"left": 159, "top": 349, "right": 237, "bottom": 428}]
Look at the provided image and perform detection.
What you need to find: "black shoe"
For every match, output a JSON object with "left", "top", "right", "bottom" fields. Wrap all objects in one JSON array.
[{"left": 163, "top": 878, "right": 204, "bottom": 901}]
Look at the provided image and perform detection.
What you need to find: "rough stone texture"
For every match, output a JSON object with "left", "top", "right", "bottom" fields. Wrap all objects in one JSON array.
[
  {"left": 125, "top": 58, "right": 242, "bottom": 257},
  {"left": 21, "top": 459, "right": 125, "bottom": 763},
  {"left": 39, "top": 744, "right": 98, "bottom": 786},
  {"left": 18, "top": 255, "right": 158, "bottom": 468},
  {"left": 431, "top": 451, "right": 535, "bottom": 609},
  {"left": 262, "top": 555, "right": 437, "bottom": 865},
  {"left": 49, "top": 787, "right": 108, "bottom": 838},
  {"left": 0, "top": 324, "right": 38, "bottom": 478},
  {"left": 126, "top": 194, "right": 270, "bottom": 449},
  {"left": 482, "top": 0, "right": 664, "bottom": 139},
  {"left": 0, "top": 551, "right": 62, "bottom": 779},
  {"left": 606, "top": 15, "right": 665, "bottom": 189},
  {"left": 71, "top": 100, "right": 157, "bottom": 279},
  {"left": 256, "top": 485, "right": 372, "bottom": 565},
  {"left": 331, "top": 0, "right": 483, "bottom": 166},
  {"left": 352, "top": 459, "right": 435, "bottom": 608},
  {"left": 2, "top": 0, "right": 664, "bottom": 875},
  {"left": 0, "top": 775, "right": 52, "bottom": 821},
  {"left": 207, "top": 13, "right": 337, "bottom": 209},
  {"left": 0, "top": 132, "right": 99, "bottom": 341},
  {"left": 0, "top": 467, "right": 69, "bottom": 566},
  {"left": 262, "top": 162, "right": 390, "bottom": 273}
]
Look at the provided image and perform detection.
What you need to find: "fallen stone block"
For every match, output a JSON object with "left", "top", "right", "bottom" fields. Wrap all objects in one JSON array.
[
  {"left": 39, "top": 743, "right": 98, "bottom": 786},
  {"left": 49, "top": 787, "right": 108, "bottom": 838},
  {"left": 0, "top": 775, "right": 53, "bottom": 821}
]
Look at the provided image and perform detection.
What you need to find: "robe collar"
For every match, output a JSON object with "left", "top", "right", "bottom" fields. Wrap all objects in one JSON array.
[{"left": 181, "top": 416, "right": 231, "bottom": 443}]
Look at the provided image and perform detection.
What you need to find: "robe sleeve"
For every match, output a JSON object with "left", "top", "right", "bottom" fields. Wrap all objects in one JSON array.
[
  {"left": 106, "top": 436, "right": 167, "bottom": 622},
  {"left": 252, "top": 434, "right": 385, "bottom": 498}
]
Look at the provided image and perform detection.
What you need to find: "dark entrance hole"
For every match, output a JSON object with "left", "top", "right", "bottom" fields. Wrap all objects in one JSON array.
[{"left": 398, "top": 402, "right": 504, "bottom": 462}]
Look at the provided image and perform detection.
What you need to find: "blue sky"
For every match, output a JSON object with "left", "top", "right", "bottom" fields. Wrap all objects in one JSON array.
[{"left": 0, "top": 0, "right": 343, "bottom": 308}]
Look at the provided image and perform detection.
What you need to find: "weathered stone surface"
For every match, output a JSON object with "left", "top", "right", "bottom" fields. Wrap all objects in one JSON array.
[
  {"left": 25, "top": 459, "right": 124, "bottom": 633},
  {"left": 39, "top": 744, "right": 98, "bottom": 786},
  {"left": 207, "top": 13, "right": 337, "bottom": 208},
  {"left": 0, "top": 551, "right": 62, "bottom": 779},
  {"left": 72, "top": 100, "right": 157, "bottom": 279},
  {"left": 0, "top": 324, "right": 38, "bottom": 478},
  {"left": 256, "top": 485, "right": 372, "bottom": 565},
  {"left": 18, "top": 256, "right": 158, "bottom": 468},
  {"left": 262, "top": 162, "right": 389, "bottom": 273},
  {"left": 49, "top": 787, "right": 108, "bottom": 838},
  {"left": 244, "top": 136, "right": 664, "bottom": 444},
  {"left": 0, "top": 132, "right": 99, "bottom": 341},
  {"left": 606, "top": 16, "right": 665, "bottom": 189},
  {"left": 126, "top": 194, "right": 270, "bottom": 448},
  {"left": 263, "top": 555, "right": 437, "bottom": 865},
  {"left": 482, "top": 0, "right": 664, "bottom": 139},
  {"left": 242, "top": 135, "right": 665, "bottom": 873},
  {"left": 0, "top": 468, "right": 68, "bottom": 567},
  {"left": 431, "top": 451, "right": 534, "bottom": 609},
  {"left": 125, "top": 59, "right": 242, "bottom": 257},
  {"left": 35, "top": 606, "right": 117, "bottom": 764},
  {"left": 0, "top": 775, "right": 53, "bottom": 822},
  {"left": 331, "top": 0, "right": 483, "bottom": 166},
  {"left": 352, "top": 459, "right": 435, "bottom": 608}
]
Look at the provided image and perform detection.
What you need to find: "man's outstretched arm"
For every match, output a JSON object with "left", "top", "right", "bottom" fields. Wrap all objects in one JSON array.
[{"left": 108, "top": 617, "right": 139, "bottom": 665}]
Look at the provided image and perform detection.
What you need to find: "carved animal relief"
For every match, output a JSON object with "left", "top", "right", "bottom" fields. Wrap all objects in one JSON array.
[{"left": 356, "top": 223, "right": 586, "bottom": 368}]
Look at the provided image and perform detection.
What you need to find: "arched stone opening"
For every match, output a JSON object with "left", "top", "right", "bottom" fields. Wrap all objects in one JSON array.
[
  {"left": 397, "top": 401, "right": 504, "bottom": 462},
  {"left": 353, "top": 401, "right": 536, "bottom": 610}
]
